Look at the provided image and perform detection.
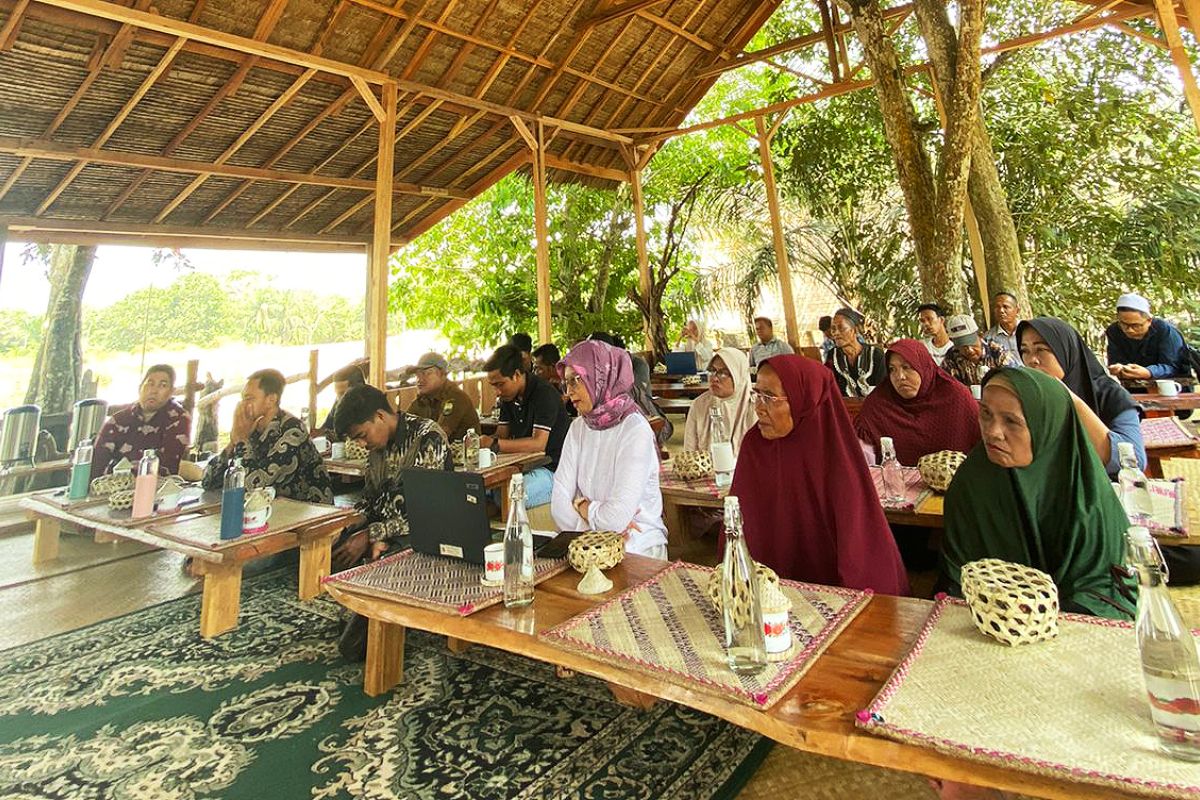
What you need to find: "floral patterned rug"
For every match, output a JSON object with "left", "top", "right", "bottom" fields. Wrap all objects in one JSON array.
[{"left": 0, "top": 569, "right": 771, "bottom": 799}]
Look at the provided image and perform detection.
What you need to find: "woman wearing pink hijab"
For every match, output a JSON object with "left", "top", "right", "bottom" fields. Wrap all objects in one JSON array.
[{"left": 730, "top": 355, "right": 909, "bottom": 594}]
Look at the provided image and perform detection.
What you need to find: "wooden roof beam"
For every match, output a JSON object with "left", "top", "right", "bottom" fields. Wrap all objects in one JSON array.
[
  {"left": 0, "top": 0, "right": 30, "bottom": 50},
  {"left": 585, "top": 0, "right": 670, "bottom": 29}
]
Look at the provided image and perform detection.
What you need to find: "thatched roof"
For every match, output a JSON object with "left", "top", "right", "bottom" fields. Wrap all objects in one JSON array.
[{"left": 0, "top": 0, "right": 781, "bottom": 251}]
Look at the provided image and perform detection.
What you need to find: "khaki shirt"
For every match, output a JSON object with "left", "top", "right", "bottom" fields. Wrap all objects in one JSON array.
[{"left": 408, "top": 381, "right": 481, "bottom": 443}]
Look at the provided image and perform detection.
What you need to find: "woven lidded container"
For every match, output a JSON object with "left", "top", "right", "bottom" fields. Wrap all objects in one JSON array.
[
  {"left": 707, "top": 562, "right": 780, "bottom": 631},
  {"left": 674, "top": 450, "right": 714, "bottom": 481},
  {"left": 343, "top": 440, "right": 369, "bottom": 461},
  {"left": 917, "top": 450, "right": 967, "bottom": 492},
  {"left": 567, "top": 531, "right": 624, "bottom": 573},
  {"left": 960, "top": 559, "right": 1059, "bottom": 646},
  {"left": 91, "top": 473, "right": 134, "bottom": 497}
]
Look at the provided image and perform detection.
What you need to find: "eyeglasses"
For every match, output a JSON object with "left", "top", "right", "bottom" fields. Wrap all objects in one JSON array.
[
  {"left": 749, "top": 389, "right": 786, "bottom": 407},
  {"left": 565, "top": 375, "right": 585, "bottom": 390},
  {"left": 710, "top": 368, "right": 732, "bottom": 381}
]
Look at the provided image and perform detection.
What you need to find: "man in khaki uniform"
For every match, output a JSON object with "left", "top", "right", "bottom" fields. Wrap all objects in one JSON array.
[{"left": 408, "top": 352, "right": 481, "bottom": 444}]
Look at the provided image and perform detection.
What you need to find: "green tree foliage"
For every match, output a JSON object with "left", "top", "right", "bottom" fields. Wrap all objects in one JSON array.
[{"left": 0, "top": 310, "right": 43, "bottom": 354}]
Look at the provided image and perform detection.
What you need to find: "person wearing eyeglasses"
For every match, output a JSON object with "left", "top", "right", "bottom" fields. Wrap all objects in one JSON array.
[
  {"left": 684, "top": 348, "right": 756, "bottom": 457},
  {"left": 407, "top": 352, "right": 480, "bottom": 443},
  {"left": 1105, "top": 293, "right": 1191, "bottom": 381},
  {"left": 729, "top": 355, "right": 909, "bottom": 594}
]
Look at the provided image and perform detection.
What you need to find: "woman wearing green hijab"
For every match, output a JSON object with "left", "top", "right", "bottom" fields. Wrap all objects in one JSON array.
[{"left": 942, "top": 367, "right": 1135, "bottom": 619}]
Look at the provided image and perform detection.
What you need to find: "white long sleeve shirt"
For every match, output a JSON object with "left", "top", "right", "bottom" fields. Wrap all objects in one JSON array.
[{"left": 551, "top": 413, "right": 667, "bottom": 557}]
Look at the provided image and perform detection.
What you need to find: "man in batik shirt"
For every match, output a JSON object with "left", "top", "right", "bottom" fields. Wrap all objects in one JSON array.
[
  {"left": 202, "top": 369, "right": 333, "bottom": 504},
  {"left": 91, "top": 364, "right": 191, "bottom": 480},
  {"left": 331, "top": 384, "right": 451, "bottom": 569},
  {"left": 942, "top": 315, "right": 1021, "bottom": 387}
]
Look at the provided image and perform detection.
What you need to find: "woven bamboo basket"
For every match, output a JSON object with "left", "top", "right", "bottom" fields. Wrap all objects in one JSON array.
[
  {"left": 567, "top": 531, "right": 624, "bottom": 594},
  {"left": 917, "top": 450, "right": 967, "bottom": 493},
  {"left": 673, "top": 450, "right": 714, "bottom": 481},
  {"left": 960, "top": 558, "right": 1059, "bottom": 646}
]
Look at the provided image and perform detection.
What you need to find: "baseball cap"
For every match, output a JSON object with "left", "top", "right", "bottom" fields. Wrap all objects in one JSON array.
[
  {"left": 1116, "top": 293, "right": 1151, "bottom": 315},
  {"left": 946, "top": 315, "right": 980, "bottom": 347},
  {"left": 416, "top": 352, "right": 448, "bottom": 371}
]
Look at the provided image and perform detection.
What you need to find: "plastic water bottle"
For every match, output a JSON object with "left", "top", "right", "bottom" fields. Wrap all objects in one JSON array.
[
  {"left": 68, "top": 438, "right": 93, "bottom": 500},
  {"left": 503, "top": 473, "right": 533, "bottom": 608},
  {"left": 879, "top": 437, "right": 906, "bottom": 505},
  {"left": 220, "top": 458, "right": 246, "bottom": 540},
  {"left": 720, "top": 496, "right": 766, "bottom": 674},
  {"left": 1127, "top": 525, "right": 1200, "bottom": 760},
  {"left": 1119, "top": 441, "right": 1154, "bottom": 525},
  {"left": 709, "top": 406, "right": 735, "bottom": 488},
  {"left": 463, "top": 428, "right": 480, "bottom": 471},
  {"left": 131, "top": 449, "right": 159, "bottom": 518}
]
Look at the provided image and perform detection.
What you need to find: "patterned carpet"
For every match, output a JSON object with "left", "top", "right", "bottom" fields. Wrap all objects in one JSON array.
[{"left": 0, "top": 569, "right": 771, "bottom": 799}]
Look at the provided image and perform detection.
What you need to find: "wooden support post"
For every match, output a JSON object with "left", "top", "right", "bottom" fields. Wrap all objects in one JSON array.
[
  {"left": 1153, "top": 0, "right": 1200, "bottom": 138},
  {"left": 446, "top": 636, "right": 472, "bottom": 654},
  {"left": 754, "top": 116, "right": 800, "bottom": 351},
  {"left": 198, "top": 560, "right": 243, "bottom": 638},
  {"left": 0, "top": 222, "right": 7, "bottom": 287},
  {"left": 630, "top": 163, "right": 653, "bottom": 353},
  {"left": 298, "top": 533, "right": 332, "bottom": 600},
  {"left": 532, "top": 121, "right": 552, "bottom": 345},
  {"left": 183, "top": 358, "right": 199, "bottom": 430},
  {"left": 307, "top": 349, "right": 319, "bottom": 430},
  {"left": 32, "top": 516, "right": 60, "bottom": 564},
  {"left": 364, "top": 617, "right": 406, "bottom": 696},
  {"left": 366, "top": 83, "right": 398, "bottom": 388}
]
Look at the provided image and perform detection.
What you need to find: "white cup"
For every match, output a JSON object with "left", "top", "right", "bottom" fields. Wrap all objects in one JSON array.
[
  {"left": 478, "top": 448, "right": 495, "bottom": 468},
  {"left": 330, "top": 441, "right": 346, "bottom": 459},
  {"left": 970, "top": 384, "right": 983, "bottom": 400},
  {"left": 242, "top": 487, "right": 275, "bottom": 534},
  {"left": 1157, "top": 380, "right": 1183, "bottom": 397},
  {"left": 483, "top": 542, "right": 504, "bottom": 584},
  {"left": 312, "top": 436, "right": 329, "bottom": 453},
  {"left": 763, "top": 609, "right": 793, "bottom": 655},
  {"left": 157, "top": 490, "right": 180, "bottom": 512}
]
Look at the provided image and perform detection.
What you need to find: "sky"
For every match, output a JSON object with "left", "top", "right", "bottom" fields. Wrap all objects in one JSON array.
[{"left": 0, "top": 242, "right": 368, "bottom": 312}]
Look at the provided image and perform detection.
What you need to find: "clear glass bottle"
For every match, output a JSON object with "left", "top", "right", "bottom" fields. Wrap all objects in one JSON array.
[
  {"left": 1119, "top": 441, "right": 1154, "bottom": 525},
  {"left": 68, "top": 438, "right": 93, "bottom": 500},
  {"left": 463, "top": 427, "right": 480, "bottom": 471},
  {"left": 1127, "top": 525, "right": 1200, "bottom": 760},
  {"left": 219, "top": 457, "right": 246, "bottom": 540},
  {"left": 503, "top": 473, "right": 534, "bottom": 608},
  {"left": 131, "top": 449, "right": 159, "bottom": 518},
  {"left": 720, "top": 496, "right": 766, "bottom": 674},
  {"left": 709, "top": 406, "right": 735, "bottom": 488},
  {"left": 879, "top": 436, "right": 905, "bottom": 505}
]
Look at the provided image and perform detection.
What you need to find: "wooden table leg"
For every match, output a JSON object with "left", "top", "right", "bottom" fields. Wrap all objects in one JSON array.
[
  {"left": 298, "top": 535, "right": 333, "bottom": 600},
  {"left": 365, "top": 617, "right": 405, "bottom": 696},
  {"left": 661, "top": 498, "right": 685, "bottom": 556},
  {"left": 198, "top": 561, "right": 243, "bottom": 638},
  {"left": 447, "top": 636, "right": 472, "bottom": 654},
  {"left": 32, "top": 517, "right": 60, "bottom": 564},
  {"left": 607, "top": 682, "right": 659, "bottom": 710},
  {"left": 498, "top": 483, "right": 511, "bottom": 520}
]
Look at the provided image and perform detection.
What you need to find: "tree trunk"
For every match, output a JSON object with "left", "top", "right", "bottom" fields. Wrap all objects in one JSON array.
[{"left": 25, "top": 245, "right": 95, "bottom": 414}]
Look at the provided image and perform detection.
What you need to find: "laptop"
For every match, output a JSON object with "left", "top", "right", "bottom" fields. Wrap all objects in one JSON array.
[
  {"left": 403, "top": 467, "right": 493, "bottom": 564},
  {"left": 663, "top": 351, "right": 699, "bottom": 376}
]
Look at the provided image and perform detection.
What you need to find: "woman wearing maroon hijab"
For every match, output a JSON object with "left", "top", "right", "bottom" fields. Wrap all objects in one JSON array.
[
  {"left": 730, "top": 355, "right": 909, "bottom": 595},
  {"left": 854, "top": 338, "right": 981, "bottom": 465}
]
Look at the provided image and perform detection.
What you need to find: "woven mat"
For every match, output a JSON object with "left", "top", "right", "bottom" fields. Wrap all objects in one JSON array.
[
  {"left": 659, "top": 466, "right": 726, "bottom": 499},
  {"left": 859, "top": 598, "right": 1200, "bottom": 799},
  {"left": 1142, "top": 417, "right": 1199, "bottom": 449},
  {"left": 540, "top": 562, "right": 869, "bottom": 709},
  {"left": 324, "top": 549, "right": 569, "bottom": 616},
  {"left": 868, "top": 466, "right": 932, "bottom": 511},
  {"left": 1111, "top": 479, "right": 1188, "bottom": 537}
]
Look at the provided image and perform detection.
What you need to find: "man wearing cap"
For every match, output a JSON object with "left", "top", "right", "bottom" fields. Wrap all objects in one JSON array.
[
  {"left": 750, "top": 316, "right": 794, "bottom": 367},
  {"left": 983, "top": 291, "right": 1023, "bottom": 357},
  {"left": 1105, "top": 293, "right": 1191, "bottom": 380},
  {"left": 941, "top": 314, "right": 1021, "bottom": 387},
  {"left": 408, "top": 352, "right": 481, "bottom": 443}
]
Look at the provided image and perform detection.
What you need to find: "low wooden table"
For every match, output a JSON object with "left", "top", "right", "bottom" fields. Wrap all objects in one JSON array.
[
  {"left": 651, "top": 381, "right": 708, "bottom": 400},
  {"left": 21, "top": 491, "right": 358, "bottom": 638},
  {"left": 325, "top": 555, "right": 1145, "bottom": 799},
  {"left": 1136, "top": 392, "right": 1200, "bottom": 416}
]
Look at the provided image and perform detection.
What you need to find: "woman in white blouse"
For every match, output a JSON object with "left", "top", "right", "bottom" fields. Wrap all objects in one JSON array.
[{"left": 550, "top": 340, "right": 668, "bottom": 559}]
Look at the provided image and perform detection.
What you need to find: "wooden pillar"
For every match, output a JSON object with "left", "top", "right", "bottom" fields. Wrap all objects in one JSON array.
[
  {"left": 630, "top": 164, "right": 653, "bottom": 352},
  {"left": 754, "top": 115, "right": 800, "bottom": 351},
  {"left": 307, "top": 348, "right": 319, "bottom": 430},
  {"left": 532, "top": 121, "right": 552, "bottom": 345},
  {"left": 366, "top": 82, "right": 398, "bottom": 389},
  {"left": 1154, "top": 0, "right": 1200, "bottom": 137},
  {"left": 0, "top": 222, "right": 7, "bottom": 288},
  {"left": 183, "top": 359, "right": 199, "bottom": 440}
]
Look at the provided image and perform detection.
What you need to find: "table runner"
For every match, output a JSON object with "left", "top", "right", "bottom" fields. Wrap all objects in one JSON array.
[
  {"left": 324, "top": 549, "right": 569, "bottom": 615},
  {"left": 858, "top": 597, "right": 1200, "bottom": 799},
  {"left": 1142, "top": 417, "right": 1199, "bottom": 449},
  {"left": 868, "top": 466, "right": 932, "bottom": 511},
  {"left": 658, "top": 465, "right": 726, "bottom": 499},
  {"left": 541, "top": 562, "right": 869, "bottom": 708}
]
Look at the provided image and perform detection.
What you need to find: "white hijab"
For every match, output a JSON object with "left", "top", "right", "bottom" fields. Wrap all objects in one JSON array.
[{"left": 684, "top": 347, "right": 756, "bottom": 455}]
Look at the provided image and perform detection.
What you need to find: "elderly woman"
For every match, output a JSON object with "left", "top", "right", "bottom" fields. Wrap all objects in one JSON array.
[
  {"left": 550, "top": 340, "right": 667, "bottom": 558},
  {"left": 730, "top": 355, "right": 909, "bottom": 594},
  {"left": 854, "top": 339, "right": 980, "bottom": 465},
  {"left": 684, "top": 348, "right": 756, "bottom": 456},
  {"left": 943, "top": 368, "right": 1135, "bottom": 619},
  {"left": 1016, "top": 316, "right": 1144, "bottom": 476},
  {"left": 825, "top": 307, "right": 886, "bottom": 398}
]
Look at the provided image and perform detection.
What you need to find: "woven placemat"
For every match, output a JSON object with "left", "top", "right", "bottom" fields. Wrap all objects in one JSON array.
[
  {"left": 1142, "top": 417, "right": 1199, "bottom": 449},
  {"left": 868, "top": 466, "right": 931, "bottom": 511},
  {"left": 324, "top": 549, "right": 569, "bottom": 616},
  {"left": 858, "top": 597, "right": 1200, "bottom": 799},
  {"left": 1111, "top": 478, "right": 1188, "bottom": 537},
  {"left": 540, "top": 561, "right": 869, "bottom": 708},
  {"left": 658, "top": 466, "right": 726, "bottom": 498}
]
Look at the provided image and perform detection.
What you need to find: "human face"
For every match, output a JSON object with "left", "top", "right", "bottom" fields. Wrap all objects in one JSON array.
[
  {"left": 754, "top": 319, "right": 773, "bottom": 344},
  {"left": 1018, "top": 328, "right": 1065, "bottom": 381},
  {"left": 563, "top": 367, "right": 593, "bottom": 415},
  {"left": 888, "top": 354, "right": 922, "bottom": 400},
  {"left": 241, "top": 378, "right": 278, "bottom": 422},
  {"left": 1117, "top": 310, "right": 1152, "bottom": 340},
  {"left": 487, "top": 368, "right": 524, "bottom": 402},
  {"left": 708, "top": 355, "right": 735, "bottom": 399},
  {"left": 751, "top": 365, "right": 793, "bottom": 440},
  {"left": 957, "top": 342, "right": 982, "bottom": 363},
  {"left": 534, "top": 357, "right": 558, "bottom": 385},
  {"left": 993, "top": 295, "right": 1019, "bottom": 330},
  {"left": 918, "top": 309, "right": 945, "bottom": 339},
  {"left": 415, "top": 366, "right": 445, "bottom": 396},
  {"left": 978, "top": 382, "right": 1033, "bottom": 468},
  {"left": 138, "top": 370, "right": 173, "bottom": 413},
  {"left": 347, "top": 410, "right": 391, "bottom": 450},
  {"left": 829, "top": 315, "right": 858, "bottom": 349},
  {"left": 333, "top": 379, "right": 350, "bottom": 399}
]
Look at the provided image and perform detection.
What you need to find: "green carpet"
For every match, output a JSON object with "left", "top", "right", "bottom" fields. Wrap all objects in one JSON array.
[{"left": 0, "top": 569, "right": 771, "bottom": 799}]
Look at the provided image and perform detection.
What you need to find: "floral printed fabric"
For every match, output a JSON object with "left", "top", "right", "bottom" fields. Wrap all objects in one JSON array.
[
  {"left": 202, "top": 410, "right": 333, "bottom": 504},
  {"left": 89, "top": 399, "right": 192, "bottom": 480}
]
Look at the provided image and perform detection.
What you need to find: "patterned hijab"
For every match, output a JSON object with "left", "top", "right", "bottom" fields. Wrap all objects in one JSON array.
[{"left": 559, "top": 340, "right": 640, "bottom": 431}]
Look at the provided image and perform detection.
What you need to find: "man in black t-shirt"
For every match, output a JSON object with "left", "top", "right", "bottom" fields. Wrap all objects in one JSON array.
[{"left": 479, "top": 344, "right": 569, "bottom": 507}]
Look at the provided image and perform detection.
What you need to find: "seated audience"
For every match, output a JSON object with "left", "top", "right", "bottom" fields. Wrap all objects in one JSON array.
[
  {"left": 628, "top": 348, "right": 673, "bottom": 445},
  {"left": 818, "top": 315, "right": 835, "bottom": 361},
  {"left": 917, "top": 303, "right": 953, "bottom": 366},
  {"left": 550, "top": 340, "right": 667, "bottom": 558},
  {"left": 1105, "top": 292, "right": 1191, "bottom": 380},
  {"left": 532, "top": 343, "right": 562, "bottom": 389},
  {"left": 480, "top": 344, "right": 570, "bottom": 507},
  {"left": 408, "top": 352, "right": 480, "bottom": 443},
  {"left": 984, "top": 291, "right": 1023, "bottom": 357},
  {"left": 854, "top": 339, "right": 980, "bottom": 465},
  {"left": 317, "top": 361, "right": 366, "bottom": 441},
  {"left": 825, "top": 307, "right": 887, "bottom": 398},
  {"left": 509, "top": 332, "right": 534, "bottom": 371},
  {"left": 1018, "top": 316, "right": 1145, "bottom": 475},
  {"left": 202, "top": 369, "right": 333, "bottom": 504},
  {"left": 91, "top": 363, "right": 191, "bottom": 479},
  {"left": 730, "top": 355, "right": 909, "bottom": 594},
  {"left": 684, "top": 348, "right": 756, "bottom": 456},
  {"left": 677, "top": 319, "right": 714, "bottom": 371},
  {"left": 942, "top": 368, "right": 1135, "bottom": 619},
  {"left": 749, "top": 316, "right": 793, "bottom": 366},
  {"left": 942, "top": 314, "right": 1020, "bottom": 386},
  {"left": 331, "top": 384, "right": 452, "bottom": 569}
]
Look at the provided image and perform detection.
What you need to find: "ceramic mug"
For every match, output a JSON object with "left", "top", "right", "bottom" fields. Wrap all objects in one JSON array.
[
  {"left": 763, "top": 609, "right": 793, "bottom": 655},
  {"left": 478, "top": 448, "right": 495, "bottom": 468},
  {"left": 243, "top": 487, "right": 276, "bottom": 533},
  {"left": 1157, "top": 380, "right": 1183, "bottom": 397},
  {"left": 483, "top": 542, "right": 504, "bottom": 584},
  {"left": 970, "top": 384, "right": 983, "bottom": 400},
  {"left": 312, "top": 435, "right": 329, "bottom": 453},
  {"left": 330, "top": 441, "right": 346, "bottom": 460}
]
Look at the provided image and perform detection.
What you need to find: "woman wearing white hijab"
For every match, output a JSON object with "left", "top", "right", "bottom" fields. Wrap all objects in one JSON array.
[
  {"left": 678, "top": 319, "right": 714, "bottom": 371},
  {"left": 683, "top": 348, "right": 756, "bottom": 456}
]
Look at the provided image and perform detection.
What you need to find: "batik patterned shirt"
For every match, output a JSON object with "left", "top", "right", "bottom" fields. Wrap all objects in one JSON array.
[
  {"left": 202, "top": 410, "right": 333, "bottom": 504},
  {"left": 942, "top": 341, "right": 1022, "bottom": 387},
  {"left": 358, "top": 413, "right": 453, "bottom": 544},
  {"left": 90, "top": 399, "right": 191, "bottom": 481}
]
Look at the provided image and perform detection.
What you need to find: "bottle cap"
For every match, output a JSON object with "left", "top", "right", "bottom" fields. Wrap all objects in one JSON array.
[{"left": 1127, "top": 525, "right": 1152, "bottom": 543}]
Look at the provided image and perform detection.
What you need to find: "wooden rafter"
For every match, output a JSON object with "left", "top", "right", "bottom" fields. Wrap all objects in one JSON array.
[
  {"left": 0, "top": 0, "right": 30, "bottom": 49},
  {"left": 1, "top": 214, "right": 372, "bottom": 249},
  {"left": 585, "top": 0, "right": 670, "bottom": 29}
]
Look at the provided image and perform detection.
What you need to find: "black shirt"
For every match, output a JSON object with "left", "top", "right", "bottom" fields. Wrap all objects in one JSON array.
[{"left": 498, "top": 372, "right": 570, "bottom": 470}]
